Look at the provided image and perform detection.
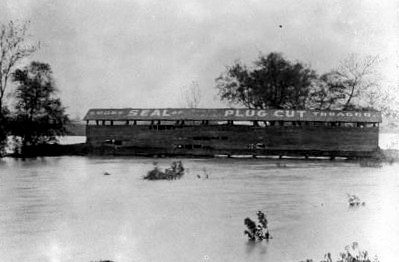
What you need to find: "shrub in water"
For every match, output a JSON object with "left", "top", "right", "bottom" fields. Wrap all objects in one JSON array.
[
  {"left": 244, "top": 211, "right": 271, "bottom": 241},
  {"left": 299, "top": 242, "right": 379, "bottom": 262},
  {"left": 144, "top": 161, "right": 184, "bottom": 180},
  {"left": 347, "top": 194, "right": 365, "bottom": 207}
]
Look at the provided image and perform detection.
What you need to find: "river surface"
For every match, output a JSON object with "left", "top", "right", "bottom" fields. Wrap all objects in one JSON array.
[{"left": 0, "top": 157, "right": 398, "bottom": 262}]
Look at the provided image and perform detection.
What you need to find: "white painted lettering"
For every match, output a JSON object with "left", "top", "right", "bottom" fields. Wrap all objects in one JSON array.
[
  {"left": 286, "top": 110, "right": 295, "bottom": 117},
  {"left": 346, "top": 112, "right": 353, "bottom": 117},
  {"left": 235, "top": 110, "right": 244, "bottom": 117},
  {"left": 274, "top": 110, "right": 284, "bottom": 117},
  {"left": 140, "top": 109, "right": 150, "bottom": 117},
  {"left": 313, "top": 112, "right": 320, "bottom": 116},
  {"left": 128, "top": 110, "right": 139, "bottom": 116},
  {"left": 320, "top": 112, "right": 327, "bottom": 116},
  {"left": 297, "top": 110, "right": 306, "bottom": 118},
  {"left": 224, "top": 110, "right": 234, "bottom": 117},
  {"left": 258, "top": 110, "right": 267, "bottom": 117},
  {"left": 246, "top": 110, "right": 255, "bottom": 117},
  {"left": 151, "top": 109, "right": 161, "bottom": 117},
  {"left": 337, "top": 112, "right": 345, "bottom": 117},
  {"left": 162, "top": 109, "right": 171, "bottom": 117},
  {"left": 364, "top": 113, "right": 371, "bottom": 117}
]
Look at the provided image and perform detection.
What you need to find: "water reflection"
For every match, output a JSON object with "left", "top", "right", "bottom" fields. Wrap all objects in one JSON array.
[{"left": 245, "top": 241, "right": 268, "bottom": 255}]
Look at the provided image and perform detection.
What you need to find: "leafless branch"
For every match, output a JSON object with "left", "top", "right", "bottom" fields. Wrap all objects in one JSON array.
[{"left": 0, "top": 20, "right": 39, "bottom": 110}]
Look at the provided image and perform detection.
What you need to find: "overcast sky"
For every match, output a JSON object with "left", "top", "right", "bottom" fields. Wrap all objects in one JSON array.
[{"left": 1, "top": 0, "right": 398, "bottom": 118}]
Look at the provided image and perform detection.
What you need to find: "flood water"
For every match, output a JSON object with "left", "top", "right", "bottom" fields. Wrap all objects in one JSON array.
[{"left": 0, "top": 157, "right": 398, "bottom": 262}]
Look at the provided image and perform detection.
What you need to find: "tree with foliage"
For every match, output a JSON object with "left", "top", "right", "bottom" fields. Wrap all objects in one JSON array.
[
  {"left": 11, "top": 61, "right": 68, "bottom": 151},
  {"left": 0, "top": 106, "right": 10, "bottom": 155},
  {"left": 0, "top": 20, "right": 38, "bottom": 155},
  {"left": 216, "top": 53, "right": 317, "bottom": 109}
]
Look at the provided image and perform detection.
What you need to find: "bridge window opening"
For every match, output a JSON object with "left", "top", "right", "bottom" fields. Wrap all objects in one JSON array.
[
  {"left": 232, "top": 121, "right": 252, "bottom": 126},
  {"left": 184, "top": 120, "right": 202, "bottom": 126},
  {"left": 342, "top": 122, "right": 355, "bottom": 127},
  {"left": 312, "top": 121, "right": 323, "bottom": 126},
  {"left": 113, "top": 121, "right": 127, "bottom": 125},
  {"left": 87, "top": 120, "right": 97, "bottom": 125},
  {"left": 217, "top": 121, "right": 229, "bottom": 125},
  {"left": 136, "top": 121, "right": 152, "bottom": 125}
]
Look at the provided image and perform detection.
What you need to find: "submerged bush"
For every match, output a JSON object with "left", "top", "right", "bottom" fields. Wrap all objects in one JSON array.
[
  {"left": 244, "top": 211, "right": 272, "bottom": 241},
  {"left": 299, "top": 242, "right": 379, "bottom": 262},
  {"left": 347, "top": 194, "right": 365, "bottom": 207},
  {"left": 144, "top": 161, "right": 185, "bottom": 180}
]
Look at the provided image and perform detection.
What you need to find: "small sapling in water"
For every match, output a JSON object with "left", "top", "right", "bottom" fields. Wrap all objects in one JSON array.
[{"left": 144, "top": 161, "right": 185, "bottom": 180}]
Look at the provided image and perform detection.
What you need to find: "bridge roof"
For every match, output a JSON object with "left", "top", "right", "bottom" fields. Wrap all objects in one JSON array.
[{"left": 84, "top": 108, "right": 382, "bottom": 123}]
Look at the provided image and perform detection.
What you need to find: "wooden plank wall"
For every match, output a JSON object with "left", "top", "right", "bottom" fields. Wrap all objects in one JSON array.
[{"left": 86, "top": 125, "right": 379, "bottom": 156}]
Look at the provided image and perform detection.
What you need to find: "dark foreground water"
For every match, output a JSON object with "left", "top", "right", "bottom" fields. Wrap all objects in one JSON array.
[{"left": 0, "top": 157, "right": 398, "bottom": 262}]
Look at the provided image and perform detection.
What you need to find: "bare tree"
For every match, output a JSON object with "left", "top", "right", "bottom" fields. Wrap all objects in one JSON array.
[
  {"left": 0, "top": 20, "right": 38, "bottom": 112},
  {"left": 326, "top": 54, "right": 381, "bottom": 110},
  {"left": 0, "top": 20, "right": 38, "bottom": 156},
  {"left": 181, "top": 81, "right": 202, "bottom": 108},
  {"left": 364, "top": 85, "right": 399, "bottom": 117}
]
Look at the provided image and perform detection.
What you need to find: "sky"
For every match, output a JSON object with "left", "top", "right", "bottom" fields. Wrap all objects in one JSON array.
[{"left": 1, "top": 0, "right": 398, "bottom": 119}]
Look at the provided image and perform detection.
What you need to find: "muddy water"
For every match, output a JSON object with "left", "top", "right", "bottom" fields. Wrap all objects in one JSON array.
[{"left": 0, "top": 157, "right": 398, "bottom": 262}]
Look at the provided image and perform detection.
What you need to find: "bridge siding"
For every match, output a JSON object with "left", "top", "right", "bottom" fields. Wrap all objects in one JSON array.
[{"left": 86, "top": 125, "right": 379, "bottom": 157}]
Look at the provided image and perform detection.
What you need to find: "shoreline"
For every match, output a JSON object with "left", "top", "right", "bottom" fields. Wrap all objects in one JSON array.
[{"left": 3, "top": 143, "right": 399, "bottom": 163}]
